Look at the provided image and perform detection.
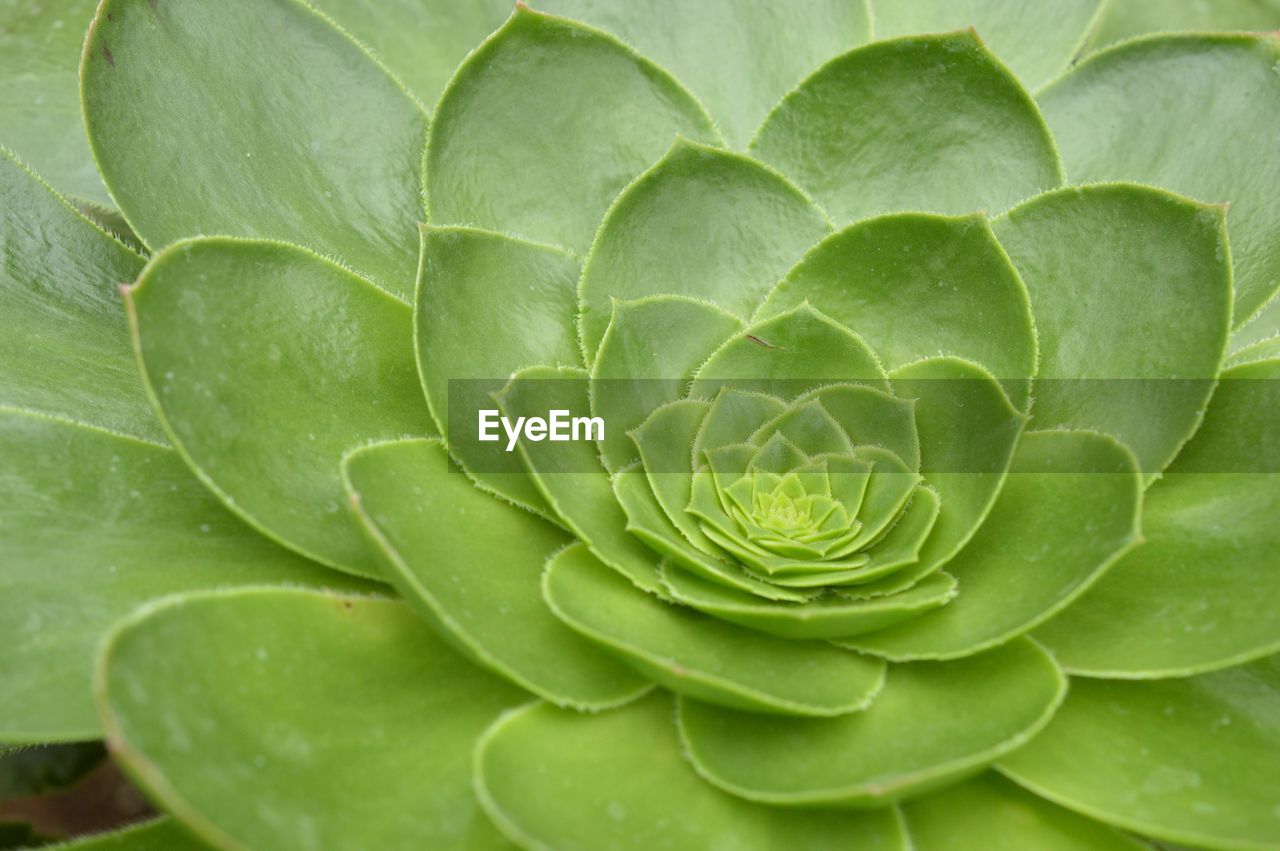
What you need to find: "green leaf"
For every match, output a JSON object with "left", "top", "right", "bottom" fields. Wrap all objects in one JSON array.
[
  {"left": 497, "top": 366, "right": 665, "bottom": 595},
  {"left": 870, "top": 0, "right": 1106, "bottom": 90},
  {"left": 47, "top": 818, "right": 209, "bottom": 851},
  {"left": 692, "top": 304, "right": 887, "bottom": 399},
  {"left": 679, "top": 638, "right": 1066, "bottom": 807},
  {"left": 0, "top": 150, "right": 158, "bottom": 443},
  {"left": 308, "top": 0, "right": 511, "bottom": 108},
  {"left": 343, "top": 438, "right": 649, "bottom": 709},
  {"left": 995, "top": 184, "right": 1231, "bottom": 479},
  {"left": 416, "top": 226, "right": 581, "bottom": 516},
  {"left": 97, "top": 587, "right": 524, "bottom": 851},
  {"left": 757, "top": 212, "right": 1037, "bottom": 410},
  {"left": 82, "top": 0, "right": 426, "bottom": 299},
  {"left": 1232, "top": 293, "right": 1280, "bottom": 357},
  {"left": 576, "top": 138, "right": 830, "bottom": 360},
  {"left": 843, "top": 430, "right": 1141, "bottom": 660},
  {"left": 475, "top": 693, "right": 908, "bottom": 851},
  {"left": 0, "top": 409, "right": 361, "bottom": 742},
  {"left": 0, "top": 1, "right": 108, "bottom": 205},
  {"left": 663, "top": 565, "right": 957, "bottom": 641},
  {"left": 127, "top": 238, "right": 431, "bottom": 578},
  {"left": 537, "top": 0, "right": 873, "bottom": 150},
  {"left": 1033, "top": 360, "right": 1280, "bottom": 677},
  {"left": 1039, "top": 34, "right": 1280, "bottom": 323},
  {"left": 425, "top": 5, "right": 719, "bottom": 254},
  {"left": 544, "top": 543, "right": 886, "bottom": 716},
  {"left": 750, "top": 32, "right": 1062, "bottom": 224},
  {"left": 1085, "top": 0, "right": 1280, "bottom": 51},
  {"left": 998, "top": 654, "right": 1280, "bottom": 850},
  {"left": 890, "top": 358, "right": 1027, "bottom": 575},
  {"left": 902, "top": 773, "right": 1147, "bottom": 851},
  {"left": 591, "top": 296, "right": 742, "bottom": 471}
]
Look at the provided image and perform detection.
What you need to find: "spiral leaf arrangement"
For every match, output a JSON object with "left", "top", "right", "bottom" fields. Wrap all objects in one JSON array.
[{"left": 2, "top": 1, "right": 1279, "bottom": 849}]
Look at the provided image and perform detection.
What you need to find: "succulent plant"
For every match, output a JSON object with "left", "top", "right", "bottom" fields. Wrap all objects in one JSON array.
[{"left": 2, "top": 0, "right": 1280, "bottom": 849}]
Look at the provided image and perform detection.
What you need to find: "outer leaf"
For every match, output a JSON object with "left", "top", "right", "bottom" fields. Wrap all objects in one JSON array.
[
  {"left": 424, "top": 5, "right": 720, "bottom": 254},
  {"left": 679, "top": 639, "right": 1066, "bottom": 807},
  {"left": 0, "top": 0, "right": 108, "bottom": 204},
  {"left": 750, "top": 32, "right": 1062, "bottom": 225},
  {"left": 46, "top": 819, "right": 207, "bottom": 850},
  {"left": 844, "top": 430, "right": 1141, "bottom": 660},
  {"left": 544, "top": 544, "right": 886, "bottom": 717},
  {"left": 1034, "top": 360, "right": 1280, "bottom": 676},
  {"left": 0, "top": 409, "right": 362, "bottom": 742},
  {"left": 999, "top": 655, "right": 1280, "bottom": 851},
  {"left": 97, "top": 587, "right": 523, "bottom": 851},
  {"left": 82, "top": 0, "right": 426, "bottom": 299},
  {"left": 902, "top": 773, "right": 1146, "bottom": 851},
  {"left": 416, "top": 226, "right": 580, "bottom": 515},
  {"left": 995, "top": 184, "right": 1231, "bottom": 479},
  {"left": 1232, "top": 293, "right": 1280, "bottom": 357},
  {"left": 757, "top": 213, "right": 1037, "bottom": 410},
  {"left": 870, "top": 0, "right": 1106, "bottom": 90},
  {"left": 538, "top": 0, "right": 872, "bottom": 150},
  {"left": 1039, "top": 34, "right": 1280, "bottom": 322},
  {"left": 127, "top": 238, "right": 431, "bottom": 577},
  {"left": 344, "top": 439, "right": 649, "bottom": 709},
  {"left": 576, "top": 139, "right": 830, "bottom": 361},
  {"left": 476, "top": 693, "right": 907, "bottom": 851},
  {"left": 0, "top": 150, "right": 157, "bottom": 442},
  {"left": 308, "top": 0, "right": 511, "bottom": 108},
  {"left": 592, "top": 296, "right": 742, "bottom": 471},
  {"left": 1086, "top": 0, "right": 1280, "bottom": 50}
]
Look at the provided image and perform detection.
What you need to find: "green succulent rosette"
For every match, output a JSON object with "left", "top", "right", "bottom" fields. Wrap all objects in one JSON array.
[{"left": 2, "top": 1, "right": 1280, "bottom": 849}]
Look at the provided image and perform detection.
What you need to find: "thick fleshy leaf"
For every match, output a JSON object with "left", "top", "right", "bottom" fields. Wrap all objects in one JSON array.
[
  {"left": 497, "top": 366, "right": 664, "bottom": 594},
  {"left": 127, "top": 238, "right": 430, "bottom": 577},
  {"left": 424, "top": 5, "right": 719, "bottom": 254},
  {"left": 343, "top": 439, "right": 649, "bottom": 709},
  {"left": 476, "top": 693, "right": 907, "bottom": 851},
  {"left": 98, "top": 587, "right": 524, "bottom": 851},
  {"left": 891, "top": 358, "right": 1027, "bottom": 573},
  {"left": 82, "top": 0, "right": 426, "bottom": 299},
  {"left": 591, "top": 296, "right": 742, "bottom": 470},
  {"left": 679, "top": 638, "right": 1066, "bottom": 807},
  {"left": 902, "top": 773, "right": 1146, "bottom": 851},
  {"left": 757, "top": 213, "right": 1036, "bottom": 410},
  {"left": 539, "top": 0, "right": 872, "bottom": 149},
  {"left": 416, "top": 226, "right": 580, "bottom": 515},
  {"left": 844, "top": 431, "right": 1140, "bottom": 660},
  {"left": 1232, "top": 293, "right": 1280, "bottom": 357},
  {"left": 663, "top": 565, "right": 957, "bottom": 641},
  {"left": 750, "top": 32, "right": 1062, "bottom": 224},
  {"left": 1034, "top": 359, "right": 1280, "bottom": 676},
  {"left": 871, "top": 0, "right": 1105, "bottom": 90},
  {"left": 544, "top": 544, "right": 885, "bottom": 716},
  {"left": 0, "top": 151, "right": 157, "bottom": 442},
  {"left": 1085, "top": 0, "right": 1280, "bottom": 50},
  {"left": 0, "top": 409, "right": 360, "bottom": 742},
  {"left": 0, "top": 1, "right": 108, "bottom": 204},
  {"left": 692, "top": 304, "right": 887, "bottom": 400},
  {"left": 576, "top": 139, "right": 830, "bottom": 359},
  {"left": 1039, "top": 34, "right": 1280, "bottom": 322},
  {"left": 995, "top": 184, "right": 1230, "bottom": 478},
  {"left": 308, "top": 0, "right": 511, "bottom": 108},
  {"left": 999, "top": 655, "right": 1280, "bottom": 850},
  {"left": 50, "top": 818, "right": 209, "bottom": 850}
]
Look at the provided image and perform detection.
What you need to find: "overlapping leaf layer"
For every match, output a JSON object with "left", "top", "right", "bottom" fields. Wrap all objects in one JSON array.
[{"left": 1, "top": 0, "right": 1278, "bottom": 849}]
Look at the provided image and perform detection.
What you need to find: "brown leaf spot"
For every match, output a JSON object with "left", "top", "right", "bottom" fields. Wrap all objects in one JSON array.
[{"left": 102, "top": 44, "right": 115, "bottom": 67}]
